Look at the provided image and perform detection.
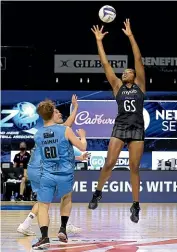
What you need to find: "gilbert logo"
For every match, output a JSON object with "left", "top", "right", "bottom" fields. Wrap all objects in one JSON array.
[
  {"left": 122, "top": 90, "right": 137, "bottom": 95},
  {"left": 54, "top": 55, "right": 127, "bottom": 73},
  {"left": 60, "top": 60, "right": 70, "bottom": 67}
]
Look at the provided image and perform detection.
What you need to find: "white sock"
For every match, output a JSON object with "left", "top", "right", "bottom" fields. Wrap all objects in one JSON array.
[{"left": 21, "top": 212, "right": 36, "bottom": 229}]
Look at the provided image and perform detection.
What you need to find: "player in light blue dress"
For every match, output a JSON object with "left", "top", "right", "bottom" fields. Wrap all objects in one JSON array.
[
  {"left": 32, "top": 99, "right": 87, "bottom": 249},
  {"left": 17, "top": 95, "right": 88, "bottom": 237}
]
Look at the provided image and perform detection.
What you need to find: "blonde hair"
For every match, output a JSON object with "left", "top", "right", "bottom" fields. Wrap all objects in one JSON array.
[{"left": 37, "top": 99, "right": 55, "bottom": 121}]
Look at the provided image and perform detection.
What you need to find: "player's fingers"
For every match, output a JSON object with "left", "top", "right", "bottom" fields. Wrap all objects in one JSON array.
[
  {"left": 91, "top": 28, "right": 96, "bottom": 34},
  {"left": 93, "top": 25, "right": 97, "bottom": 31},
  {"left": 103, "top": 32, "right": 109, "bottom": 36},
  {"left": 100, "top": 25, "right": 104, "bottom": 32}
]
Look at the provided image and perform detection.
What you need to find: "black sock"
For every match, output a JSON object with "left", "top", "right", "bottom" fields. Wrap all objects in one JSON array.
[
  {"left": 133, "top": 201, "right": 139, "bottom": 208},
  {"left": 61, "top": 216, "right": 69, "bottom": 229},
  {"left": 40, "top": 226, "right": 48, "bottom": 238},
  {"left": 94, "top": 190, "right": 102, "bottom": 197}
]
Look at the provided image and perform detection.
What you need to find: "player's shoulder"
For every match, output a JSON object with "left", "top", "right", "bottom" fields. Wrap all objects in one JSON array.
[
  {"left": 35, "top": 126, "right": 43, "bottom": 132},
  {"left": 54, "top": 124, "right": 67, "bottom": 131},
  {"left": 56, "top": 125, "right": 72, "bottom": 139},
  {"left": 56, "top": 123, "right": 66, "bottom": 127},
  {"left": 134, "top": 82, "right": 146, "bottom": 94}
]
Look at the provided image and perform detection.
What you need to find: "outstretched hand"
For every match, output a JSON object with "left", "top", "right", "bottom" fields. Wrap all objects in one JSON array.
[
  {"left": 71, "top": 94, "right": 78, "bottom": 108},
  {"left": 91, "top": 25, "right": 108, "bottom": 41},
  {"left": 122, "top": 19, "right": 133, "bottom": 37},
  {"left": 80, "top": 152, "right": 90, "bottom": 161}
]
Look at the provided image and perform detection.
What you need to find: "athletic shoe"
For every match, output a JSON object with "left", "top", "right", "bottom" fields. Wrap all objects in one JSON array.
[
  {"left": 58, "top": 227, "right": 68, "bottom": 243},
  {"left": 66, "top": 223, "right": 82, "bottom": 234},
  {"left": 32, "top": 237, "right": 50, "bottom": 249},
  {"left": 17, "top": 224, "right": 36, "bottom": 236},
  {"left": 130, "top": 204, "right": 140, "bottom": 223},
  {"left": 88, "top": 193, "right": 102, "bottom": 210}
]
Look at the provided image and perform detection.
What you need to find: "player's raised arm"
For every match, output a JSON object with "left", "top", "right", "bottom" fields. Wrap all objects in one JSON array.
[
  {"left": 65, "top": 127, "right": 87, "bottom": 152},
  {"left": 122, "top": 19, "right": 145, "bottom": 92},
  {"left": 91, "top": 25, "right": 122, "bottom": 96},
  {"left": 63, "top": 95, "right": 78, "bottom": 127}
]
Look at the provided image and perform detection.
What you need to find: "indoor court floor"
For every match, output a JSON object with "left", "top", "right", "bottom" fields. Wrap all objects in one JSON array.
[{"left": 1, "top": 202, "right": 177, "bottom": 251}]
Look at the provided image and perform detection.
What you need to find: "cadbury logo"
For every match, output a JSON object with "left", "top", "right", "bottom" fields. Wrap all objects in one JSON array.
[{"left": 75, "top": 111, "right": 115, "bottom": 125}]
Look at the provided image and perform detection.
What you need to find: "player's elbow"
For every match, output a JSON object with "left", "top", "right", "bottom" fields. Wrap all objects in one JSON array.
[
  {"left": 80, "top": 146, "right": 86, "bottom": 152},
  {"left": 79, "top": 144, "right": 87, "bottom": 152}
]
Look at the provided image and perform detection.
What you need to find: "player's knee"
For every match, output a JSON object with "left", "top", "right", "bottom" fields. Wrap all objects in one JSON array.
[
  {"left": 104, "top": 158, "right": 116, "bottom": 171},
  {"left": 129, "top": 162, "right": 139, "bottom": 173},
  {"left": 38, "top": 202, "right": 50, "bottom": 209},
  {"left": 62, "top": 192, "right": 72, "bottom": 201}
]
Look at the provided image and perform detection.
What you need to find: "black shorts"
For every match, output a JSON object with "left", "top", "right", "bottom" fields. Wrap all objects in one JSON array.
[{"left": 111, "top": 123, "right": 145, "bottom": 143}]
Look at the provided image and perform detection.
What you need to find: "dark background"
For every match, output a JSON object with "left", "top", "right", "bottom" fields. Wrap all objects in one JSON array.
[{"left": 1, "top": 1, "right": 177, "bottom": 90}]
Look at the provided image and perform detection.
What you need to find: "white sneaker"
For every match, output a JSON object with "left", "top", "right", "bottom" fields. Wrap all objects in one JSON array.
[
  {"left": 66, "top": 224, "right": 82, "bottom": 234},
  {"left": 17, "top": 224, "right": 36, "bottom": 236}
]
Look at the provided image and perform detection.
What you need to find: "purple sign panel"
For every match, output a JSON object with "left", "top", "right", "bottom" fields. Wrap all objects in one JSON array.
[
  {"left": 71, "top": 101, "right": 117, "bottom": 138},
  {"left": 70, "top": 100, "right": 177, "bottom": 139},
  {"left": 53, "top": 171, "right": 177, "bottom": 203}
]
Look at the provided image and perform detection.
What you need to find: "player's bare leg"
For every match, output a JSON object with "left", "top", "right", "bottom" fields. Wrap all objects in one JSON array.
[
  {"left": 128, "top": 141, "right": 144, "bottom": 223},
  {"left": 58, "top": 192, "right": 72, "bottom": 243},
  {"left": 17, "top": 199, "right": 81, "bottom": 236},
  {"left": 60, "top": 193, "right": 82, "bottom": 234},
  {"left": 17, "top": 202, "right": 38, "bottom": 235},
  {"left": 88, "top": 138, "right": 124, "bottom": 210},
  {"left": 32, "top": 202, "right": 50, "bottom": 249}
]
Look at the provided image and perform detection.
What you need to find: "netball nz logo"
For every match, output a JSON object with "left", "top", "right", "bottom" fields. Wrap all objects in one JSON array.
[{"left": 0, "top": 102, "right": 39, "bottom": 130}]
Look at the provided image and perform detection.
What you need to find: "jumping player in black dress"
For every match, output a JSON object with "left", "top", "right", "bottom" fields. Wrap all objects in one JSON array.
[{"left": 88, "top": 19, "right": 146, "bottom": 223}]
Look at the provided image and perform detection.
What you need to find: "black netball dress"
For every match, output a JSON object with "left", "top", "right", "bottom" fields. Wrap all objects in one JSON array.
[{"left": 111, "top": 83, "right": 145, "bottom": 142}]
